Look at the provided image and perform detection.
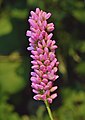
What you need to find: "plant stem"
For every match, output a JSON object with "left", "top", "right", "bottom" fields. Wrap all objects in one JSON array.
[{"left": 44, "top": 100, "right": 54, "bottom": 120}]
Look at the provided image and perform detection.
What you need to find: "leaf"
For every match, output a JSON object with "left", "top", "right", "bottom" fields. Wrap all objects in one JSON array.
[
  {"left": 0, "top": 58, "right": 26, "bottom": 94},
  {"left": 0, "top": 18, "right": 12, "bottom": 36},
  {"left": 77, "top": 41, "right": 85, "bottom": 53},
  {"left": 11, "top": 9, "right": 28, "bottom": 19},
  {"left": 72, "top": 10, "right": 85, "bottom": 23},
  {"left": 75, "top": 62, "right": 85, "bottom": 75}
]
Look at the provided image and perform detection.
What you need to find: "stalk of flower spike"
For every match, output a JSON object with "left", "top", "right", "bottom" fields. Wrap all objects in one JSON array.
[{"left": 26, "top": 8, "right": 59, "bottom": 120}]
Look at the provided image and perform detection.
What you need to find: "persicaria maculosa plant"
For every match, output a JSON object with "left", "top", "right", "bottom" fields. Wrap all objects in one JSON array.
[{"left": 26, "top": 8, "right": 59, "bottom": 120}]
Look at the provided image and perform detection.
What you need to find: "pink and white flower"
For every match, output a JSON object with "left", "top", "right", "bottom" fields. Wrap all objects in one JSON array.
[{"left": 26, "top": 8, "right": 59, "bottom": 103}]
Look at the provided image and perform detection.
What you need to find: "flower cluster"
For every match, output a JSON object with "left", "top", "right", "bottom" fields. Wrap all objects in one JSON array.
[{"left": 26, "top": 8, "right": 59, "bottom": 103}]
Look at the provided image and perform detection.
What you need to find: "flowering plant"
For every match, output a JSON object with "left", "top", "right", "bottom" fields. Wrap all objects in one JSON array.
[{"left": 26, "top": 8, "right": 59, "bottom": 120}]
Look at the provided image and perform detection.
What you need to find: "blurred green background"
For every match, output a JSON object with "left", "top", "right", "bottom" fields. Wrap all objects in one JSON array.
[{"left": 0, "top": 0, "right": 85, "bottom": 120}]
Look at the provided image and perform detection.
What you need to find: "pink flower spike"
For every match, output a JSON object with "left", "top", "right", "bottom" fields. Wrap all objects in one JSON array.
[{"left": 26, "top": 8, "right": 59, "bottom": 104}]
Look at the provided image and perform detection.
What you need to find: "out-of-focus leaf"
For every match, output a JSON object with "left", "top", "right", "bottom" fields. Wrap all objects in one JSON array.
[
  {"left": 36, "top": 106, "right": 45, "bottom": 120},
  {"left": 0, "top": 102, "right": 21, "bottom": 120},
  {"left": 27, "top": 0, "right": 35, "bottom": 5},
  {"left": 55, "top": 88, "right": 85, "bottom": 120},
  {"left": 76, "top": 41, "right": 85, "bottom": 53},
  {"left": 0, "top": 18, "right": 12, "bottom": 36},
  {"left": 75, "top": 62, "right": 85, "bottom": 75},
  {"left": 22, "top": 115, "right": 29, "bottom": 120},
  {"left": 72, "top": 10, "right": 85, "bottom": 23},
  {"left": 0, "top": 57, "right": 25, "bottom": 94},
  {"left": 27, "top": 0, "right": 45, "bottom": 9},
  {"left": 69, "top": 48, "right": 81, "bottom": 62},
  {"left": 73, "top": 1, "right": 84, "bottom": 9},
  {"left": 11, "top": 9, "right": 28, "bottom": 19},
  {"left": 58, "top": 54, "right": 67, "bottom": 76}
]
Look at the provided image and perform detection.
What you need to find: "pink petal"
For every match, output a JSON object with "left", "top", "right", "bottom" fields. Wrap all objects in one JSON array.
[
  {"left": 51, "top": 93, "right": 57, "bottom": 99},
  {"left": 42, "top": 78, "right": 48, "bottom": 84},
  {"left": 47, "top": 98, "right": 52, "bottom": 103},
  {"left": 50, "top": 86, "right": 58, "bottom": 92},
  {"left": 36, "top": 8, "right": 40, "bottom": 14},
  {"left": 33, "top": 89, "right": 39, "bottom": 94},
  {"left": 46, "top": 13, "right": 51, "bottom": 19},
  {"left": 33, "top": 94, "right": 41, "bottom": 100},
  {"left": 26, "top": 30, "right": 31, "bottom": 36}
]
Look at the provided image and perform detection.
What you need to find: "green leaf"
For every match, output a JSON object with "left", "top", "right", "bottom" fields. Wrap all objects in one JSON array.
[
  {"left": 77, "top": 41, "right": 85, "bottom": 53},
  {"left": 0, "top": 18, "right": 12, "bottom": 36},
  {"left": 11, "top": 9, "right": 28, "bottom": 19},
  {"left": 0, "top": 58, "right": 26, "bottom": 94},
  {"left": 72, "top": 10, "right": 85, "bottom": 23},
  {"left": 75, "top": 62, "right": 85, "bottom": 75}
]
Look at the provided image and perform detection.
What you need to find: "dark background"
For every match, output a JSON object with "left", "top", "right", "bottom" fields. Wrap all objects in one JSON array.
[{"left": 0, "top": 0, "right": 85, "bottom": 120}]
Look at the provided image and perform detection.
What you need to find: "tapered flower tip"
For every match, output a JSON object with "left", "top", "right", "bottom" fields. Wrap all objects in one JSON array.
[
  {"left": 51, "top": 93, "right": 57, "bottom": 99},
  {"left": 33, "top": 89, "right": 39, "bottom": 94},
  {"left": 55, "top": 75, "right": 59, "bottom": 80},
  {"left": 46, "top": 13, "right": 51, "bottom": 19},
  {"left": 36, "top": 8, "right": 40, "bottom": 14},
  {"left": 27, "top": 46, "right": 34, "bottom": 51},
  {"left": 30, "top": 11, "right": 35, "bottom": 16},
  {"left": 26, "top": 30, "right": 31, "bottom": 36},
  {"left": 50, "top": 86, "right": 58, "bottom": 92},
  {"left": 33, "top": 94, "right": 41, "bottom": 100}
]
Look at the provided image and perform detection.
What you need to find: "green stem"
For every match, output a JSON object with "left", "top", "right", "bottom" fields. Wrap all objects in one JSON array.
[{"left": 44, "top": 100, "right": 54, "bottom": 120}]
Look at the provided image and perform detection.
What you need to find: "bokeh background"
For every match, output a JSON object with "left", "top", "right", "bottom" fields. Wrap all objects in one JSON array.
[{"left": 0, "top": 0, "right": 85, "bottom": 120}]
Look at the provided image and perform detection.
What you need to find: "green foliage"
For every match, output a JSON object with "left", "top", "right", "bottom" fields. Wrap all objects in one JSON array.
[
  {"left": 29, "top": 106, "right": 50, "bottom": 120},
  {"left": 0, "top": 101, "right": 20, "bottom": 120},
  {"left": 75, "top": 62, "right": 85, "bottom": 75},
  {"left": 0, "top": 56, "right": 25, "bottom": 94},
  {"left": 0, "top": 17, "right": 12, "bottom": 36},
  {"left": 0, "top": 100, "right": 30, "bottom": 120},
  {"left": 55, "top": 88, "right": 85, "bottom": 120},
  {"left": 76, "top": 41, "right": 85, "bottom": 53},
  {"left": 72, "top": 10, "right": 85, "bottom": 23},
  {"left": 27, "top": 0, "right": 45, "bottom": 9},
  {"left": 11, "top": 9, "right": 28, "bottom": 19}
]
